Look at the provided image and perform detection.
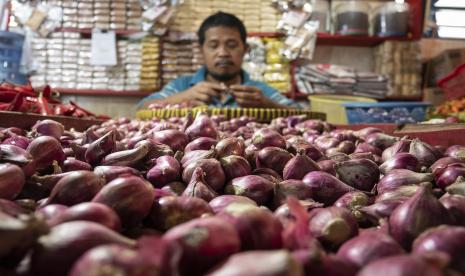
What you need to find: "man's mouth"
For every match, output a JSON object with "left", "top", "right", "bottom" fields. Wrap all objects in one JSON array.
[{"left": 215, "top": 60, "right": 234, "bottom": 67}]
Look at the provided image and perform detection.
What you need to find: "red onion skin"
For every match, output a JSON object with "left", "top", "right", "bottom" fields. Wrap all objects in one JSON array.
[
  {"left": 208, "top": 250, "right": 303, "bottom": 276},
  {"left": 147, "top": 196, "right": 213, "bottom": 231},
  {"left": 252, "top": 128, "right": 286, "bottom": 149},
  {"left": 376, "top": 185, "right": 420, "bottom": 203},
  {"left": 377, "top": 169, "right": 434, "bottom": 194},
  {"left": 182, "top": 159, "right": 226, "bottom": 192},
  {"left": 30, "top": 221, "right": 135, "bottom": 276},
  {"left": 256, "top": 146, "right": 293, "bottom": 175},
  {"left": 185, "top": 112, "right": 218, "bottom": 140},
  {"left": 140, "top": 138, "right": 174, "bottom": 160},
  {"left": 147, "top": 156, "right": 181, "bottom": 188},
  {"left": 436, "top": 166, "right": 465, "bottom": 190},
  {"left": 380, "top": 152, "right": 420, "bottom": 174},
  {"left": 314, "top": 136, "right": 341, "bottom": 152},
  {"left": 161, "top": 181, "right": 186, "bottom": 196},
  {"left": 353, "top": 127, "right": 383, "bottom": 139},
  {"left": 163, "top": 217, "right": 240, "bottom": 276},
  {"left": 184, "top": 137, "right": 218, "bottom": 153},
  {"left": 283, "top": 151, "right": 320, "bottom": 180},
  {"left": 382, "top": 139, "right": 411, "bottom": 162},
  {"left": 293, "top": 249, "right": 357, "bottom": 276},
  {"left": 273, "top": 180, "right": 313, "bottom": 209},
  {"left": 84, "top": 130, "right": 117, "bottom": 166},
  {"left": 334, "top": 158, "right": 380, "bottom": 192},
  {"left": 182, "top": 167, "right": 217, "bottom": 202},
  {"left": 0, "top": 211, "right": 49, "bottom": 268},
  {"left": 357, "top": 255, "right": 443, "bottom": 276},
  {"left": 430, "top": 157, "right": 463, "bottom": 176},
  {"left": 69, "top": 244, "right": 159, "bottom": 276},
  {"left": 336, "top": 140, "right": 356, "bottom": 154},
  {"left": 0, "top": 163, "right": 25, "bottom": 200},
  {"left": 49, "top": 202, "right": 121, "bottom": 232},
  {"left": 215, "top": 137, "right": 245, "bottom": 158},
  {"left": 180, "top": 148, "right": 216, "bottom": 167},
  {"left": 308, "top": 207, "right": 359, "bottom": 249},
  {"left": 439, "top": 193, "right": 465, "bottom": 226},
  {"left": 409, "top": 139, "right": 439, "bottom": 168},
  {"left": 289, "top": 142, "right": 324, "bottom": 161},
  {"left": 295, "top": 120, "right": 324, "bottom": 133},
  {"left": 334, "top": 191, "right": 372, "bottom": 210},
  {"left": 317, "top": 159, "right": 337, "bottom": 176},
  {"left": 92, "top": 176, "right": 155, "bottom": 228},
  {"left": 389, "top": 184, "right": 453, "bottom": 250},
  {"left": 36, "top": 204, "right": 68, "bottom": 221},
  {"left": 445, "top": 145, "right": 465, "bottom": 162},
  {"left": 331, "top": 129, "right": 356, "bottom": 142},
  {"left": 354, "top": 143, "right": 383, "bottom": 156},
  {"left": 220, "top": 155, "right": 252, "bottom": 181},
  {"left": 93, "top": 166, "right": 141, "bottom": 183},
  {"left": 30, "top": 172, "right": 74, "bottom": 193},
  {"left": 208, "top": 195, "right": 257, "bottom": 213},
  {"left": 303, "top": 171, "right": 357, "bottom": 205},
  {"left": 62, "top": 159, "right": 92, "bottom": 172},
  {"left": 2, "top": 136, "right": 31, "bottom": 150},
  {"left": 365, "top": 133, "right": 399, "bottom": 150},
  {"left": 224, "top": 175, "right": 274, "bottom": 205},
  {"left": 32, "top": 120, "right": 65, "bottom": 140},
  {"left": 359, "top": 199, "right": 405, "bottom": 224},
  {"left": 100, "top": 141, "right": 149, "bottom": 167},
  {"left": 219, "top": 204, "right": 283, "bottom": 250},
  {"left": 152, "top": 129, "right": 189, "bottom": 152},
  {"left": 413, "top": 225, "right": 465, "bottom": 273},
  {"left": 0, "top": 144, "right": 36, "bottom": 177},
  {"left": 27, "top": 136, "right": 66, "bottom": 170},
  {"left": 337, "top": 231, "right": 405, "bottom": 268},
  {"left": 47, "top": 171, "right": 105, "bottom": 206},
  {"left": 0, "top": 199, "right": 30, "bottom": 217},
  {"left": 252, "top": 168, "right": 283, "bottom": 183}
]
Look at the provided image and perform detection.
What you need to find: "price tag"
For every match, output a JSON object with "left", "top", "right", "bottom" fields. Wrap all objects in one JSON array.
[{"left": 90, "top": 29, "right": 117, "bottom": 66}]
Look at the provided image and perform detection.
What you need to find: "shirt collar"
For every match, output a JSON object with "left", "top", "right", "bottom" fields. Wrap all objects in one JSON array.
[{"left": 188, "top": 66, "right": 251, "bottom": 86}]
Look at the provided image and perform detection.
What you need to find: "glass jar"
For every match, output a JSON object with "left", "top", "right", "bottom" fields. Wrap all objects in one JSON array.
[
  {"left": 373, "top": 2, "right": 410, "bottom": 37},
  {"left": 334, "top": 1, "right": 370, "bottom": 36},
  {"left": 311, "top": 0, "right": 330, "bottom": 33}
]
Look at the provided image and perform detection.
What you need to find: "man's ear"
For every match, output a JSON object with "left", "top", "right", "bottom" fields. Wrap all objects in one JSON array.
[{"left": 244, "top": 42, "right": 250, "bottom": 53}]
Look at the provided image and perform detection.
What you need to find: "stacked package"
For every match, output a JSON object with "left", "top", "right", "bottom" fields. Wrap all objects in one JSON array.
[
  {"left": 243, "top": 37, "right": 267, "bottom": 82},
  {"left": 30, "top": 33, "right": 160, "bottom": 92},
  {"left": 140, "top": 37, "right": 161, "bottom": 91},
  {"left": 46, "top": 0, "right": 142, "bottom": 31},
  {"left": 243, "top": 37, "right": 291, "bottom": 93},
  {"left": 263, "top": 38, "right": 291, "bottom": 93},
  {"left": 375, "top": 41, "right": 422, "bottom": 98},
  {"left": 161, "top": 37, "right": 204, "bottom": 86},
  {"left": 295, "top": 64, "right": 389, "bottom": 99},
  {"left": 171, "top": 0, "right": 280, "bottom": 33}
]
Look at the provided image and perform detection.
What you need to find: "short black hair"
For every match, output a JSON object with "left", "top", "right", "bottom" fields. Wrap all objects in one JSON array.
[{"left": 197, "top": 12, "right": 247, "bottom": 46}]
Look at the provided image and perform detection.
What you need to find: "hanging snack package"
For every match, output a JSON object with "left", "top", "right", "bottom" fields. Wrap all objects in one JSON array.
[{"left": 282, "top": 21, "right": 318, "bottom": 61}]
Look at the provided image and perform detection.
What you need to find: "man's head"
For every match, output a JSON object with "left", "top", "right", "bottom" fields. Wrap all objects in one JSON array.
[{"left": 197, "top": 12, "right": 247, "bottom": 82}]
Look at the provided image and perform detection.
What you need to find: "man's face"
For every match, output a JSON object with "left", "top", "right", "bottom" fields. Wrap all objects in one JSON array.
[{"left": 201, "top": 26, "right": 246, "bottom": 82}]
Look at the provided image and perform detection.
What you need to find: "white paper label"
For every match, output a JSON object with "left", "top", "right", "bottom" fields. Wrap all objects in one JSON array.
[{"left": 91, "top": 30, "right": 117, "bottom": 66}]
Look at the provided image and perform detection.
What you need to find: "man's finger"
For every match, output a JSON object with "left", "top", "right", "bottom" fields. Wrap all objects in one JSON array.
[
  {"left": 232, "top": 91, "right": 259, "bottom": 100},
  {"left": 230, "top": 85, "right": 261, "bottom": 93}
]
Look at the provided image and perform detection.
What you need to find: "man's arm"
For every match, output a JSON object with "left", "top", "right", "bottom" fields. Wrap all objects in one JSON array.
[
  {"left": 138, "top": 81, "right": 224, "bottom": 109},
  {"left": 230, "top": 85, "right": 301, "bottom": 109}
]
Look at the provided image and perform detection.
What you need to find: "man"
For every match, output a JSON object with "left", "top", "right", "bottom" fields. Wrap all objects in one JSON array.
[{"left": 139, "top": 12, "right": 299, "bottom": 109}]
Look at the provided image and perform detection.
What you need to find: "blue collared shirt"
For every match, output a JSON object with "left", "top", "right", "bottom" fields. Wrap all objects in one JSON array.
[{"left": 138, "top": 67, "right": 300, "bottom": 108}]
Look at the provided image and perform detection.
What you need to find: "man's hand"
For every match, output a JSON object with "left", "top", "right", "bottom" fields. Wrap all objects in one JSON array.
[{"left": 180, "top": 82, "right": 225, "bottom": 106}]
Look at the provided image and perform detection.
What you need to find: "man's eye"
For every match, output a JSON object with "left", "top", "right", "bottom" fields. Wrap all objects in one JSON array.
[
  {"left": 208, "top": 43, "right": 218, "bottom": 49},
  {"left": 227, "top": 42, "right": 238, "bottom": 49}
]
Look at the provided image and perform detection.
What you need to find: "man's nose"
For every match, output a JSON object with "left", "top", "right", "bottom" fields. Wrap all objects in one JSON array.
[{"left": 217, "top": 45, "right": 231, "bottom": 56}]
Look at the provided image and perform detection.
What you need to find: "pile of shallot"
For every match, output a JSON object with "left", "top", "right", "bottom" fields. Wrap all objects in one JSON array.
[{"left": 1, "top": 113, "right": 465, "bottom": 276}]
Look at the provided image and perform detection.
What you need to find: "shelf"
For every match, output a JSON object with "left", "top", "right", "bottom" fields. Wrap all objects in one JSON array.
[
  {"left": 248, "top": 32, "right": 284, "bottom": 38},
  {"left": 56, "top": 28, "right": 144, "bottom": 35},
  {"left": 316, "top": 33, "right": 415, "bottom": 47},
  {"left": 287, "top": 92, "right": 423, "bottom": 102},
  {"left": 56, "top": 88, "right": 153, "bottom": 97}
]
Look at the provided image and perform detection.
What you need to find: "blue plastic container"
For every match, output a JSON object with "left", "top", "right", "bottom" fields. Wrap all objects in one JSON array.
[
  {"left": 343, "top": 102, "right": 431, "bottom": 124},
  {"left": 0, "top": 31, "right": 26, "bottom": 84}
]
